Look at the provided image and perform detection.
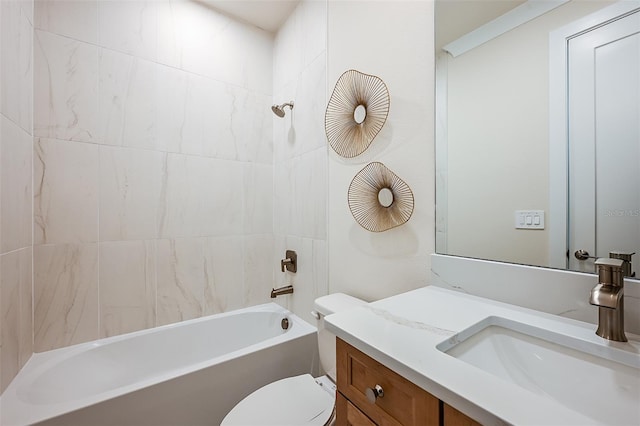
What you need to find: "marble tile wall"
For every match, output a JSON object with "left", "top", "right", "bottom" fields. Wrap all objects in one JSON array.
[
  {"left": 272, "top": 0, "right": 329, "bottom": 326},
  {"left": 32, "top": 0, "right": 275, "bottom": 352},
  {"left": 1, "top": 0, "right": 34, "bottom": 393}
]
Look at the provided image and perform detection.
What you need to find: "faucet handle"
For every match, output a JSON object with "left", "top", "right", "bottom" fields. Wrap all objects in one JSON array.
[
  {"left": 280, "top": 250, "right": 297, "bottom": 273},
  {"left": 609, "top": 251, "right": 635, "bottom": 277},
  {"left": 595, "top": 258, "right": 624, "bottom": 286}
]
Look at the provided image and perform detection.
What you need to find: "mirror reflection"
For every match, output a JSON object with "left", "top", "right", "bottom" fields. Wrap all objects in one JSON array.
[
  {"left": 435, "top": 0, "right": 639, "bottom": 277},
  {"left": 354, "top": 104, "right": 367, "bottom": 124},
  {"left": 378, "top": 187, "right": 394, "bottom": 208}
]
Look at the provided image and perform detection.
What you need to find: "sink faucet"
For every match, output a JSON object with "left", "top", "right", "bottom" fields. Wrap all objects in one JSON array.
[{"left": 589, "top": 258, "right": 627, "bottom": 342}]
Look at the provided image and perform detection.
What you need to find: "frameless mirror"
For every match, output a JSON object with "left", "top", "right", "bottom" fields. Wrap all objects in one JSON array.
[
  {"left": 435, "top": 0, "right": 639, "bottom": 277},
  {"left": 378, "top": 187, "right": 394, "bottom": 207},
  {"left": 354, "top": 104, "right": 367, "bottom": 124}
]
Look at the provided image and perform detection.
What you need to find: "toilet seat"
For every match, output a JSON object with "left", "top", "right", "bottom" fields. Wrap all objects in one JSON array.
[{"left": 221, "top": 374, "right": 335, "bottom": 426}]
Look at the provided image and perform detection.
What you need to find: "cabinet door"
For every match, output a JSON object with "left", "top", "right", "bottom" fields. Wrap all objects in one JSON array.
[
  {"left": 337, "top": 392, "right": 377, "bottom": 426},
  {"left": 443, "top": 403, "right": 482, "bottom": 426},
  {"left": 336, "top": 338, "right": 439, "bottom": 426}
]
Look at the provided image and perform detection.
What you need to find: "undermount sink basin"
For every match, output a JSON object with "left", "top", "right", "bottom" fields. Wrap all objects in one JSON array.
[{"left": 437, "top": 316, "right": 640, "bottom": 425}]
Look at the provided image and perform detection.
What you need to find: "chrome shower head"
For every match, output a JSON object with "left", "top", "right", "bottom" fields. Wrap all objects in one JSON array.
[{"left": 271, "top": 101, "right": 294, "bottom": 118}]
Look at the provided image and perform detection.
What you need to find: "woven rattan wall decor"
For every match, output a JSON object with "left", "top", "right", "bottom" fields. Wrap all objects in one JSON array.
[
  {"left": 348, "top": 162, "right": 414, "bottom": 232},
  {"left": 325, "top": 70, "right": 390, "bottom": 158}
]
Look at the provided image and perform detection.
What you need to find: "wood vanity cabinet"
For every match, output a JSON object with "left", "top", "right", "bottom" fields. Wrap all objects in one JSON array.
[
  {"left": 336, "top": 338, "right": 482, "bottom": 426},
  {"left": 443, "top": 403, "right": 482, "bottom": 426}
]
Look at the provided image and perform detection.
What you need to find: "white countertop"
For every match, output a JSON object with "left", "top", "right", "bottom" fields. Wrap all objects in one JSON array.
[{"left": 324, "top": 286, "right": 640, "bottom": 426}]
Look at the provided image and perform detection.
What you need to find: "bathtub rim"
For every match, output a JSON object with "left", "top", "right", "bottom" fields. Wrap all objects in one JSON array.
[{"left": 0, "top": 302, "right": 316, "bottom": 426}]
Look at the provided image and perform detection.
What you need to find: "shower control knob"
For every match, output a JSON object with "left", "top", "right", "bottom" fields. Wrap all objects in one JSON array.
[{"left": 365, "top": 384, "right": 384, "bottom": 403}]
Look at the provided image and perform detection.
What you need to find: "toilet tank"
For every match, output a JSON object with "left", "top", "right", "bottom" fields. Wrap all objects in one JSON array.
[{"left": 313, "top": 293, "right": 366, "bottom": 382}]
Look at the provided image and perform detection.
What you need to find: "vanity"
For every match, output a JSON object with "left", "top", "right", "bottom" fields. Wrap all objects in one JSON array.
[
  {"left": 335, "top": 337, "right": 478, "bottom": 425},
  {"left": 325, "top": 286, "right": 640, "bottom": 425}
]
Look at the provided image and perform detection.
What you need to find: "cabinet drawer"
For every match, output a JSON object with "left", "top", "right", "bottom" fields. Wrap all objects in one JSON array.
[
  {"left": 337, "top": 392, "right": 377, "bottom": 426},
  {"left": 336, "top": 338, "right": 439, "bottom": 426}
]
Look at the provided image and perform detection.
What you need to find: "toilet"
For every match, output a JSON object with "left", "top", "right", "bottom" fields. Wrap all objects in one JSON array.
[{"left": 221, "top": 293, "right": 366, "bottom": 426}]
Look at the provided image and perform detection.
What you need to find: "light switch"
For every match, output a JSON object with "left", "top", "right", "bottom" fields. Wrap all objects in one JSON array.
[{"left": 515, "top": 210, "right": 545, "bottom": 229}]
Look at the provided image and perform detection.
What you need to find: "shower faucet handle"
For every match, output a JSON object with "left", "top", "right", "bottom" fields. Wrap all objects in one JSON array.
[{"left": 281, "top": 250, "right": 297, "bottom": 273}]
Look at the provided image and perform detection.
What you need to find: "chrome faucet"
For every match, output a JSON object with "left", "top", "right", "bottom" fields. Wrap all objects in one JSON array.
[
  {"left": 270, "top": 285, "right": 294, "bottom": 298},
  {"left": 589, "top": 258, "right": 627, "bottom": 342}
]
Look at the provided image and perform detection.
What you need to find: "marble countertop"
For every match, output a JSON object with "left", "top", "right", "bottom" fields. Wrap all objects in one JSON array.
[{"left": 324, "top": 286, "right": 640, "bottom": 425}]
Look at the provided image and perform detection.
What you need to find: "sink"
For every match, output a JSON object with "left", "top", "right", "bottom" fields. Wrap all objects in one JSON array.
[{"left": 437, "top": 316, "right": 640, "bottom": 425}]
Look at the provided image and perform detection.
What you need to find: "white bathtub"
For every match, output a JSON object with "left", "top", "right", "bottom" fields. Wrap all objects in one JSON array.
[{"left": 0, "top": 303, "right": 318, "bottom": 426}]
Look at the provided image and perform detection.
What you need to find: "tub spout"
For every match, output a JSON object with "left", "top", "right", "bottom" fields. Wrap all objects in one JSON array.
[{"left": 271, "top": 285, "right": 294, "bottom": 298}]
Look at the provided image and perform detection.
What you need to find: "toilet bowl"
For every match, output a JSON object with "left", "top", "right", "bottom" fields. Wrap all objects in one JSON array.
[{"left": 221, "top": 293, "right": 366, "bottom": 426}]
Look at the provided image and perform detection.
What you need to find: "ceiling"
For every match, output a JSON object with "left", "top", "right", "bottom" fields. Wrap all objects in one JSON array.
[{"left": 199, "top": 0, "right": 301, "bottom": 33}]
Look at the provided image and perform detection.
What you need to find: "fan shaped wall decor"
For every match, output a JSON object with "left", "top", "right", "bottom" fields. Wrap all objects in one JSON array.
[
  {"left": 325, "top": 70, "right": 390, "bottom": 158},
  {"left": 348, "top": 162, "right": 414, "bottom": 232}
]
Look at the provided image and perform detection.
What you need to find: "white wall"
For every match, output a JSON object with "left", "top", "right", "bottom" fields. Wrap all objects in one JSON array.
[{"left": 327, "top": 0, "right": 435, "bottom": 301}]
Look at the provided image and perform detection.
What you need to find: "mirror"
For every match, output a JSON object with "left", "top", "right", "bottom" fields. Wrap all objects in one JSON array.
[
  {"left": 378, "top": 187, "right": 394, "bottom": 207},
  {"left": 435, "top": 0, "right": 639, "bottom": 277},
  {"left": 354, "top": 104, "right": 367, "bottom": 124}
]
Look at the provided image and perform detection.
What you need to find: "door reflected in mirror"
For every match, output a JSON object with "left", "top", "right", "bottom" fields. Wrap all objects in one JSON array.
[{"left": 435, "top": 0, "right": 639, "bottom": 278}]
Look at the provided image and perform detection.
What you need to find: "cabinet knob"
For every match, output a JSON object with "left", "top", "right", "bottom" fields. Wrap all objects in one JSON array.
[{"left": 365, "top": 384, "right": 384, "bottom": 403}]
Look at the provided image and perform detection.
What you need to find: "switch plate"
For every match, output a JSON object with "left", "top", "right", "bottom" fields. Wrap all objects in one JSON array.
[{"left": 515, "top": 210, "right": 544, "bottom": 229}]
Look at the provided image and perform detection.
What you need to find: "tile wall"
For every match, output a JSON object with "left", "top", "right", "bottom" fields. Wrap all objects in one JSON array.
[
  {"left": 271, "top": 0, "right": 329, "bottom": 326},
  {"left": 0, "top": 0, "right": 34, "bottom": 393},
  {"left": 31, "top": 0, "right": 275, "bottom": 352}
]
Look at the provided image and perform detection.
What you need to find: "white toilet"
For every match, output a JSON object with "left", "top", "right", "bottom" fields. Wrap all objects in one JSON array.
[{"left": 221, "top": 293, "right": 366, "bottom": 426}]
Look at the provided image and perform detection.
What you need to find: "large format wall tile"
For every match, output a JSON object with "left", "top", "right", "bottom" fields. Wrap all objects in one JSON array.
[
  {"left": 97, "top": 49, "right": 158, "bottom": 149},
  {"left": 34, "top": 29, "right": 98, "bottom": 143},
  {"left": 157, "top": 238, "right": 205, "bottom": 326},
  {"left": 244, "top": 163, "right": 273, "bottom": 235},
  {"left": 231, "top": 89, "right": 273, "bottom": 164},
  {"left": 274, "top": 148, "right": 327, "bottom": 239},
  {"left": 1, "top": 252, "right": 20, "bottom": 392},
  {"left": 161, "top": 154, "right": 243, "bottom": 238},
  {"left": 204, "top": 236, "right": 245, "bottom": 315},
  {"left": 0, "top": 0, "right": 33, "bottom": 131},
  {"left": 99, "top": 146, "right": 166, "bottom": 241},
  {"left": 35, "top": 138, "right": 99, "bottom": 244},
  {"left": 97, "top": 0, "right": 157, "bottom": 62},
  {"left": 289, "top": 54, "right": 326, "bottom": 157},
  {"left": 274, "top": 236, "right": 328, "bottom": 326},
  {"left": 0, "top": 248, "right": 32, "bottom": 393},
  {"left": 34, "top": 0, "right": 97, "bottom": 43},
  {"left": 156, "top": 0, "right": 272, "bottom": 93},
  {"left": 99, "top": 240, "right": 156, "bottom": 337},
  {"left": 244, "top": 234, "right": 275, "bottom": 307},
  {"left": 18, "top": 0, "right": 330, "bottom": 353},
  {"left": 34, "top": 244, "right": 99, "bottom": 352},
  {"left": 1, "top": 116, "right": 32, "bottom": 254},
  {"left": 156, "top": 68, "right": 272, "bottom": 163},
  {"left": 156, "top": 66, "right": 220, "bottom": 156}
]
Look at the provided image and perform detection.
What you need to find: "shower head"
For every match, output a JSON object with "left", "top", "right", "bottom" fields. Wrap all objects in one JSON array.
[{"left": 271, "top": 101, "right": 294, "bottom": 118}]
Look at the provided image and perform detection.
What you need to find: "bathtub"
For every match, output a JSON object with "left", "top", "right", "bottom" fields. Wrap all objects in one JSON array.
[{"left": 0, "top": 303, "right": 318, "bottom": 426}]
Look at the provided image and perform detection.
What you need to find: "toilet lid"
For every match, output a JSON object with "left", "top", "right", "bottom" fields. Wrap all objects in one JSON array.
[{"left": 221, "top": 374, "right": 335, "bottom": 426}]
